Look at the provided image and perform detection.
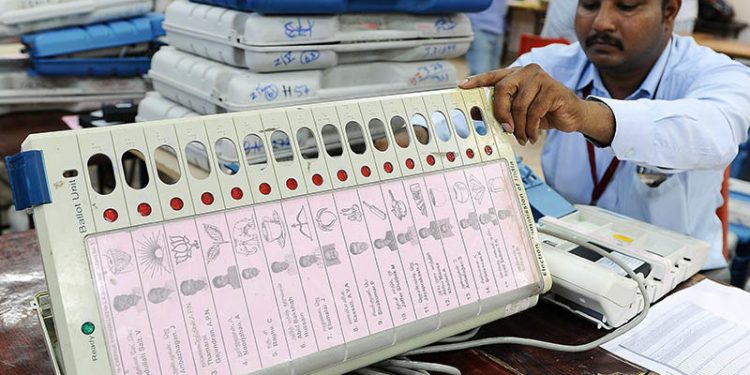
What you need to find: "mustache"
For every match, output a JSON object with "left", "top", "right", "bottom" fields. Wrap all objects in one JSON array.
[{"left": 585, "top": 33, "right": 624, "bottom": 50}]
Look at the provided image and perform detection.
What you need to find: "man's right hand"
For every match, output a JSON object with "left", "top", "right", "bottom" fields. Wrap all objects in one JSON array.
[{"left": 459, "top": 64, "right": 616, "bottom": 146}]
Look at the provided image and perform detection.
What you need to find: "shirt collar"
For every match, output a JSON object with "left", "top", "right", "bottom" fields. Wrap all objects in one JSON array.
[{"left": 575, "top": 37, "right": 674, "bottom": 100}]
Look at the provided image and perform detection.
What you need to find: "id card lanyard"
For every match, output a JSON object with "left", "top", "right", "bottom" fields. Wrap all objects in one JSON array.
[{"left": 580, "top": 45, "right": 670, "bottom": 204}]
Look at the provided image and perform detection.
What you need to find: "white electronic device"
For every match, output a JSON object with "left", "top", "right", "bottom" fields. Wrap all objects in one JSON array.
[
  {"left": 540, "top": 231, "right": 644, "bottom": 329},
  {"left": 164, "top": 1, "right": 472, "bottom": 73},
  {"left": 148, "top": 46, "right": 459, "bottom": 115},
  {"left": 518, "top": 162, "right": 708, "bottom": 329},
  {"left": 8, "top": 88, "right": 551, "bottom": 375},
  {"left": 0, "top": 0, "right": 151, "bottom": 39},
  {"left": 0, "top": 68, "right": 148, "bottom": 115},
  {"left": 538, "top": 205, "right": 709, "bottom": 327},
  {"left": 136, "top": 92, "right": 199, "bottom": 123}
]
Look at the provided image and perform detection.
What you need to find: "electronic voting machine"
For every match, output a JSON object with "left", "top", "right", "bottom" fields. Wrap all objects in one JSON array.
[
  {"left": 6, "top": 88, "right": 551, "bottom": 375},
  {"left": 517, "top": 161, "right": 709, "bottom": 329}
]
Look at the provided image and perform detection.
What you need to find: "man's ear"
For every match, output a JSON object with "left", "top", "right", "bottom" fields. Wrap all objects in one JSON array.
[{"left": 664, "top": 0, "right": 682, "bottom": 24}]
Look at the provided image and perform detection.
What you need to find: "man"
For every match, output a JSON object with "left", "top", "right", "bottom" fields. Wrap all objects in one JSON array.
[
  {"left": 542, "top": 0, "right": 698, "bottom": 40},
  {"left": 460, "top": 0, "right": 750, "bottom": 269}
]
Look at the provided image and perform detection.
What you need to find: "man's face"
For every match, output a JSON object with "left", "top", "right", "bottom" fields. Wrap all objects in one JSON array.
[{"left": 575, "top": 0, "right": 678, "bottom": 72}]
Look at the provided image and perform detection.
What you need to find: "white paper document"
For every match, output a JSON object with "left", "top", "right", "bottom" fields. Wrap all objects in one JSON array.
[{"left": 602, "top": 279, "right": 750, "bottom": 375}]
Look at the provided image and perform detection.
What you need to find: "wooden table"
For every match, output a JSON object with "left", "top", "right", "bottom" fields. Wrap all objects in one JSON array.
[
  {"left": 693, "top": 33, "right": 750, "bottom": 60},
  {"left": 0, "top": 230, "right": 55, "bottom": 374},
  {"left": 1, "top": 230, "right": 706, "bottom": 374},
  {"left": 508, "top": 0, "right": 549, "bottom": 35},
  {"left": 694, "top": 19, "right": 749, "bottom": 39},
  {"left": 0, "top": 111, "right": 71, "bottom": 158}
]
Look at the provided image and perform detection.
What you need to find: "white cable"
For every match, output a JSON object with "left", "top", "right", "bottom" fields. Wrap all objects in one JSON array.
[
  {"left": 404, "top": 224, "right": 651, "bottom": 355},
  {"left": 376, "top": 359, "right": 461, "bottom": 375},
  {"left": 438, "top": 327, "right": 481, "bottom": 343},
  {"left": 358, "top": 356, "right": 462, "bottom": 375},
  {"left": 381, "top": 366, "right": 428, "bottom": 375}
]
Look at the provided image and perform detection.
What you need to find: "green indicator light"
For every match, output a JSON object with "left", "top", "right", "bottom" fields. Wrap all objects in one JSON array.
[{"left": 81, "top": 321, "right": 95, "bottom": 335}]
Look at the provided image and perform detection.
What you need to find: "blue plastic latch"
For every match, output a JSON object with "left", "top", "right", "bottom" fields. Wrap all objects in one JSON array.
[{"left": 4, "top": 151, "right": 52, "bottom": 211}]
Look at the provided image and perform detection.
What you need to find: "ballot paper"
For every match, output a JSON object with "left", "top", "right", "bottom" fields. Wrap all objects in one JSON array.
[
  {"left": 602, "top": 280, "right": 750, "bottom": 375},
  {"left": 83, "top": 161, "right": 542, "bottom": 375}
]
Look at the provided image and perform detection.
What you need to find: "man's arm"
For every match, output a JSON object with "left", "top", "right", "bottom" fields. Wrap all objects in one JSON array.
[
  {"left": 460, "top": 62, "right": 750, "bottom": 171},
  {"left": 595, "top": 66, "right": 750, "bottom": 170}
]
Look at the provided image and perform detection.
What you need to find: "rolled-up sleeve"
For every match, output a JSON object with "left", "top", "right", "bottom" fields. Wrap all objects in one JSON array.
[{"left": 594, "top": 64, "right": 750, "bottom": 171}]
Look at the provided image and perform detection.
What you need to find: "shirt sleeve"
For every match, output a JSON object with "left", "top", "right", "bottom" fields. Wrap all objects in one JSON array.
[{"left": 592, "top": 62, "right": 750, "bottom": 171}]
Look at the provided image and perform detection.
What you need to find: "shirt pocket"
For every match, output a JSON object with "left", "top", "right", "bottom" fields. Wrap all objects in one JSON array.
[{"left": 627, "top": 169, "right": 689, "bottom": 231}]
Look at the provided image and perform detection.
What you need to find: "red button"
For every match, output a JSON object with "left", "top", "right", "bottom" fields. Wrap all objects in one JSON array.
[
  {"left": 312, "top": 173, "right": 324, "bottom": 186},
  {"left": 466, "top": 148, "right": 475, "bottom": 159},
  {"left": 170, "top": 197, "right": 184, "bottom": 211},
  {"left": 137, "top": 203, "right": 152, "bottom": 217},
  {"left": 201, "top": 192, "right": 214, "bottom": 205},
  {"left": 361, "top": 165, "right": 372, "bottom": 177},
  {"left": 405, "top": 158, "right": 415, "bottom": 170},
  {"left": 485, "top": 145, "right": 493, "bottom": 155},
  {"left": 337, "top": 170, "right": 348, "bottom": 182},
  {"left": 383, "top": 162, "right": 394, "bottom": 174},
  {"left": 103, "top": 208, "right": 118, "bottom": 222},
  {"left": 231, "top": 187, "right": 244, "bottom": 200},
  {"left": 426, "top": 155, "right": 435, "bottom": 166},
  {"left": 286, "top": 178, "right": 298, "bottom": 190},
  {"left": 259, "top": 182, "right": 272, "bottom": 195},
  {"left": 447, "top": 152, "right": 456, "bottom": 162}
]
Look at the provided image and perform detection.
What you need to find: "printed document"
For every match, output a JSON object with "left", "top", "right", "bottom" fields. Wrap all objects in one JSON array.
[{"left": 602, "top": 279, "right": 750, "bottom": 375}]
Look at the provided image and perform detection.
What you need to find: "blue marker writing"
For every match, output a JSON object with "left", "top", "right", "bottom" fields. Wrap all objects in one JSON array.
[
  {"left": 434, "top": 17, "right": 457, "bottom": 32},
  {"left": 284, "top": 18, "right": 314, "bottom": 39},
  {"left": 300, "top": 50, "right": 321, "bottom": 65},
  {"left": 273, "top": 51, "right": 296, "bottom": 67}
]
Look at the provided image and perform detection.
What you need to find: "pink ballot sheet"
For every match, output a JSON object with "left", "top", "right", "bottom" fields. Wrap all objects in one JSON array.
[{"left": 87, "top": 160, "right": 540, "bottom": 374}]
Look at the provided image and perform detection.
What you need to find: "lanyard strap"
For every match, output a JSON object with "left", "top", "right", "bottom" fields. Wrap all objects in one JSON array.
[
  {"left": 581, "top": 84, "right": 620, "bottom": 205},
  {"left": 578, "top": 43, "right": 670, "bottom": 205},
  {"left": 586, "top": 142, "right": 620, "bottom": 205}
]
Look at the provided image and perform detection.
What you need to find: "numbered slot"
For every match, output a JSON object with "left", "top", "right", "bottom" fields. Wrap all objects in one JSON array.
[
  {"left": 173, "top": 118, "right": 225, "bottom": 214},
  {"left": 358, "top": 98, "right": 403, "bottom": 180},
  {"left": 311, "top": 105, "right": 357, "bottom": 189},
  {"left": 260, "top": 110, "right": 309, "bottom": 198},
  {"left": 401, "top": 94, "right": 443, "bottom": 172},
  {"left": 443, "top": 91, "right": 482, "bottom": 165},
  {"left": 110, "top": 126, "right": 164, "bottom": 226},
  {"left": 286, "top": 107, "right": 334, "bottom": 193},
  {"left": 421, "top": 92, "right": 464, "bottom": 169},
  {"left": 336, "top": 102, "right": 381, "bottom": 184},
  {"left": 379, "top": 97, "right": 423, "bottom": 176},
  {"left": 78, "top": 131, "right": 130, "bottom": 231},
  {"left": 203, "top": 116, "right": 254, "bottom": 208},
  {"left": 144, "top": 121, "right": 197, "bottom": 220},
  {"left": 460, "top": 89, "right": 500, "bottom": 162},
  {"left": 233, "top": 111, "right": 282, "bottom": 203}
]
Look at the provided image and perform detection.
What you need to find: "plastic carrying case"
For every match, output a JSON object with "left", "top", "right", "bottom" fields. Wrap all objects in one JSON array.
[
  {"left": 21, "top": 13, "right": 165, "bottom": 77},
  {"left": 0, "top": 68, "right": 148, "bottom": 115},
  {"left": 136, "top": 91, "right": 199, "bottom": 122},
  {"left": 148, "top": 46, "right": 459, "bottom": 114},
  {"left": 0, "top": 0, "right": 152, "bottom": 39},
  {"left": 164, "top": 1, "right": 472, "bottom": 73},
  {"left": 187, "top": 0, "right": 492, "bottom": 14}
]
